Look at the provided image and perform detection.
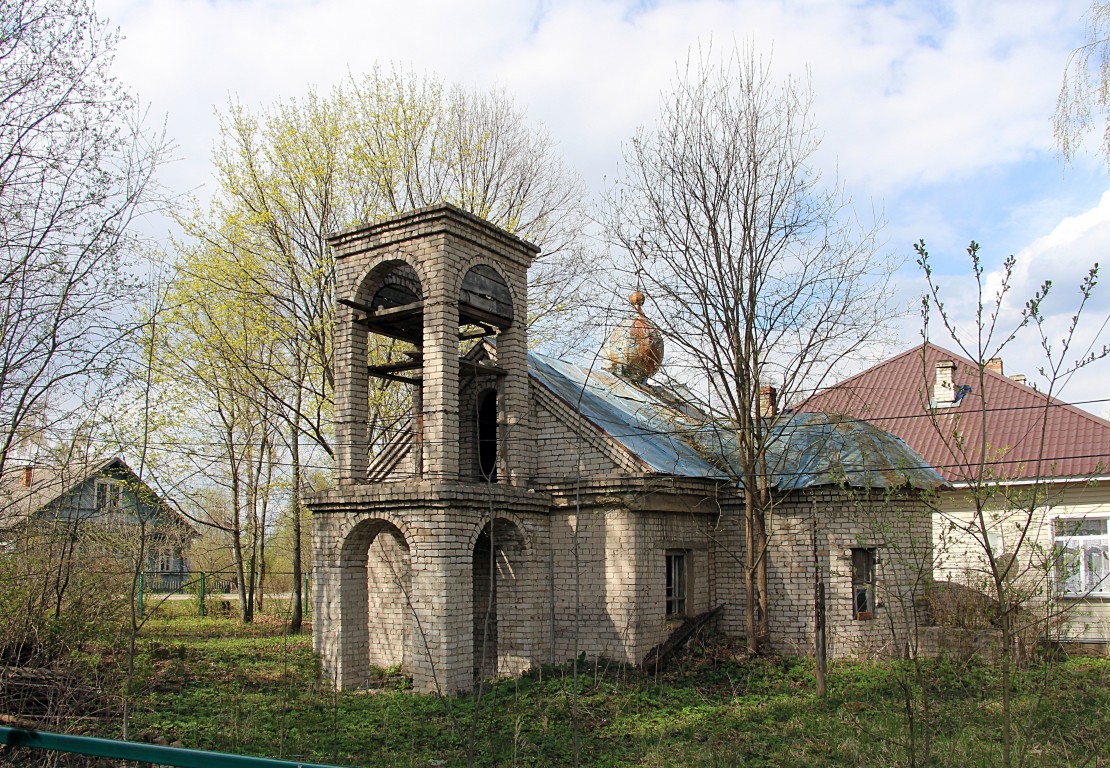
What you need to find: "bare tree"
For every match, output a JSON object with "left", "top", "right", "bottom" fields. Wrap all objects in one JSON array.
[
  {"left": 0, "top": 0, "right": 167, "bottom": 476},
  {"left": 606, "top": 43, "right": 893, "bottom": 653},
  {"left": 916, "top": 240, "right": 1109, "bottom": 768}
]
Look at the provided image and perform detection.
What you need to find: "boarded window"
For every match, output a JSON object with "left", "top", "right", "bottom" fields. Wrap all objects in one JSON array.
[
  {"left": 852, "top": 548, "right": 876, "bottom": 620},
  {"left": 666, "top": 552, "right": 687, "bottom": 617}
]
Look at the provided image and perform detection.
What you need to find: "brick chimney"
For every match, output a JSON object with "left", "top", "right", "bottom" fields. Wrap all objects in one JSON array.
[
  {"left": 758, "top": 385, "right": 778, "bottom": 420},
  {"left": 933, "top": 360, "right": 956, "bottom": 405},
  {"left": 21, "top": 466, "right": 34, "bottom": 487},
  {"left": 985, "top": 357, "right": 1003, "bottom": 375},
  {"left": 1010, "top": 373, "right": 1026, "bottom": 386}
]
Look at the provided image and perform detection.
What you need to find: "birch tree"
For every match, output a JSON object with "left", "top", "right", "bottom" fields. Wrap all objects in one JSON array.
[
  {"left": 1056, "top": 2, "right": 1110, "bottom": 164},
  {"left": 0, "top": 0, "right": 167, "bottom": 476}
]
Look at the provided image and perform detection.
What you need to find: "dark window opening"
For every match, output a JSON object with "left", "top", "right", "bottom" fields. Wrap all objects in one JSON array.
[
  {"left": 96, "top": 480, "right": 121, "bottom": 512},
  {"left": 477, "top": 390, "right": 498, "bottom": 482},
  {"left": 666, "top": 552, "right": 687, "bottom": 617},
  {"left": 852, "top": 548, "right": 876, "bottom": 620}
]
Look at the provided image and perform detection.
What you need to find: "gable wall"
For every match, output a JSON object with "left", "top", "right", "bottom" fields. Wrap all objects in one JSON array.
[{"left": 530, "top": 387, "right": 641, "bottom": 483}]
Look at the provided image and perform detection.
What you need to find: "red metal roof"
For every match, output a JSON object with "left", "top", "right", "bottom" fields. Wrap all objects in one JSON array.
[{"left": 797, "top": 343, "right": 1110, "bottom": 483}]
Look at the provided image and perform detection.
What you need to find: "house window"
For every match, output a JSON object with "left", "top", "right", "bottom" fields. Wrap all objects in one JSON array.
[
  {"left": 851, "top": 548, "right": 876, "bottom": 620},
  {"left": 665, "top": 552, "right": 687, "bottom": 617},
  {"left": 95, "top": 480, "right": 122, "bottom": 512},
  {"left": 1054, "top": 518, "right": 1110, "bottom": 597}
]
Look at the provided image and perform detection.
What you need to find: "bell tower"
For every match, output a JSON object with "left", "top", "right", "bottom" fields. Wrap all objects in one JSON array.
[{"left": 315, "top": 204, "right": 550, "bottom": 695}]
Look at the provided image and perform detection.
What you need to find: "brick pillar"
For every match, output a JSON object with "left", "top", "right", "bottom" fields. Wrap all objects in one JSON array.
[
  {"left": 497, "top": 316, "right": 533, "bottom": 486},
  {"left": 334, "top": 303, "right": 369, "bottom": 484},
  {"left": 407, "top": 518, "right": 473, "bottom": 693},
  {"left": 420, "top": 241, "right": 461, "bottom": 482},
  {"left": 313, "top": 527, "right": 344, "bottom": 686}
]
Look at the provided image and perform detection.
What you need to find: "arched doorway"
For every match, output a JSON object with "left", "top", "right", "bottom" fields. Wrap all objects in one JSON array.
[
  {"left": 340, "top": 518, "right": 412, "bottom": 687},
  {"left": 472, "top": 517, "right": 529, "bottom": 680}
]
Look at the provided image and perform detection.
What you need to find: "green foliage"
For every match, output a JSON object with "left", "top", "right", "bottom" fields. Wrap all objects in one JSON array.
[{"left": 115, "top": 618, "right": 1110, "bottom": 768}]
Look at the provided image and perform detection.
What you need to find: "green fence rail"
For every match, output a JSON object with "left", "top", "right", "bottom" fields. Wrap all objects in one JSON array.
[
  {"left": 137, "top": 570, "right": 312, "bottom": 618},
  {"left": 0, "top": 726, "right": 350, "bottom": 767}
]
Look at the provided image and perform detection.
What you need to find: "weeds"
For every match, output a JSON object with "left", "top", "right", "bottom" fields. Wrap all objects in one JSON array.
[{"left": 105, "top": 618, "right": 1110, "bottom": 767}]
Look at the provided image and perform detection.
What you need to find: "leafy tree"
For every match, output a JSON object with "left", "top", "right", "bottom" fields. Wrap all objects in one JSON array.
[
  {"left": 162, "top": 67, "right": 593, "bottom": 630},
  {"left": 149, "top": 245, "right": 285, "bottom": 623},
  {"left": 606, "top": 44, "right": 892, "bottom": 653},
  {"left": 0, "top": 0, "right": 167, "bottom": 475}
]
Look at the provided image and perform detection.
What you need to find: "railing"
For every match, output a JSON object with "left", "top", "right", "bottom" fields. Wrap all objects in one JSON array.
[
  {"left": 137, "top": 570, "right": 312, "bottom": 619},
  {"left": 0, "top": 726, "right": 350, "bottom": 767}
]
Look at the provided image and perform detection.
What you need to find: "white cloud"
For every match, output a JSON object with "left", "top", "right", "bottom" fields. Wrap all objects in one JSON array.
[
  {"left": 916, "top": 189, "right": 1110, "bottom": 414},
  {"left": 98, "top": 0, "right": 1092, "bottom": 200},
  {"left": 93, "top": 0, "right": 1110, "bottom": 409}
]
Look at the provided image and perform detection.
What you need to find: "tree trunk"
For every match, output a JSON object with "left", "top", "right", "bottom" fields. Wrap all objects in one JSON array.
[{"left": 290, "top": 405, "right": 304, "bottom": 634}]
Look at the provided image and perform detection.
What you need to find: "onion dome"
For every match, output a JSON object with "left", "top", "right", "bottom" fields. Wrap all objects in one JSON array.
[{"left": 606, "top": 291, "right": 664, "bottom": 382}]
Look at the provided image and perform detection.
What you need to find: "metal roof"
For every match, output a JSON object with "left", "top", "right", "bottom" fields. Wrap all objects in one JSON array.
[
  {"left": 529, "top": 352, "right": 943, "bottom": 491},
  {"left": 529, "top": 352, "right": 726, "bottom": 478}
]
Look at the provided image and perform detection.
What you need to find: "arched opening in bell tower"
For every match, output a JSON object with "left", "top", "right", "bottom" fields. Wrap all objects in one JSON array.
[{"left": 477, "top": 389, "right": 498, "bottom": 481}]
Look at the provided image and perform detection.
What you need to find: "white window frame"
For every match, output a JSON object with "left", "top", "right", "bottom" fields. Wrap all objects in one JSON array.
[{"left": 1054, "top": 516, "right": 1110, "bottom": 598}]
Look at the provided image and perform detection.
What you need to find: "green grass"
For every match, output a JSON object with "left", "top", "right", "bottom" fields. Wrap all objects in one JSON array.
[{"left": 116, "top": 618, "right": 1110, "bottom": 768}]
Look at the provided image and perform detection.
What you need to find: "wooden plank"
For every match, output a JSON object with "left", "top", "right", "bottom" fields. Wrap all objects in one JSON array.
[
  {"left": 459, "top": 302, "right": 512, "bottom": 330},
  {"left": 368, "top": 360, "right": 422, "bottom": 375},
  {"left": 367, "top": 370, "right": 422, "bottom": 385},
  {"left": 350, "top": 319, "right": 419, "bottom": 345},
  {"left": 459, "top": 326, "right": 494, "bottom": 341},
  {"left": 461, "top": 265, "right": 513, "bottom": 325},
  {"left": 368, "top": 300, "right": 424, "bottom": 320},
  {"left": 338, "top": 297, "right": 374, "bottom": 314},
  {"left": 459, "top": 358, "right": 508, "bottom": 377}
]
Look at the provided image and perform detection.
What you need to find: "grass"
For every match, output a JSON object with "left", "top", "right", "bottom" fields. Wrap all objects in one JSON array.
[{"left": 114, "top": 616, "right": 1110, "bottom": 768}]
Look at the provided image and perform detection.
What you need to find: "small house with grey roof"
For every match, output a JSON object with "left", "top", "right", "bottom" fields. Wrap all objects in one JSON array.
[
  {"left": 0, "top": 456, "right": 194, "bottom": 574},
  {"left": 309, "top": 205, "right": 943, "bottom": 694}
]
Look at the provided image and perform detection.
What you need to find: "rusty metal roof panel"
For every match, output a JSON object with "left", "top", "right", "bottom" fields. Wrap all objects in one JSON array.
[{"left": 765, "top": 413, "right": 945, "bottom": 491}]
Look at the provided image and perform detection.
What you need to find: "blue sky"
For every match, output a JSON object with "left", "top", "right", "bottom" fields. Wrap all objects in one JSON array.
[{"left": 99, "top": 0, "right": 1110, "bottom": 413}]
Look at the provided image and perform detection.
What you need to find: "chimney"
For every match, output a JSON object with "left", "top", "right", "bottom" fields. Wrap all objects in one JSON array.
[
  {"left": 933, "top": 360, "right": 956, "bottom": 405},
  {"left": 985, "top": 357, "right": 1004, "bottom": 375},
  {"left": 758, "top": 385, "right": 778, "bottom": 420},
  {"left": 21, "top": 466, "right": 34, "bottom": 487},
  {"left": 1010, "top": 374, "right": 1026, "bottom": 386}
]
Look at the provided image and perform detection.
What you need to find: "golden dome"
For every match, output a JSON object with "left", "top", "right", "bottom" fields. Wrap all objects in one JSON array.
[{"left": 606, "top": 292, "right": 664, "bottom": 381}]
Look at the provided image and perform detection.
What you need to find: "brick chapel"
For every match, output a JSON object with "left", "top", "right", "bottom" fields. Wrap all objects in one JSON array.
[{"left": 308, "top": 205, "right": 942, "bottom": 693}]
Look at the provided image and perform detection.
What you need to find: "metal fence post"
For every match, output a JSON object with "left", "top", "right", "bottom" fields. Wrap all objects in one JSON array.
[{"left": 199, "top": 571, "right": 206, "bottom": 618}]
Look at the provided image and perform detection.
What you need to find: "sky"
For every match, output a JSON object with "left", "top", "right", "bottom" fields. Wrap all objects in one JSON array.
[{"left": 97, "top": 0, "right": 1110, "bottom": 415}]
